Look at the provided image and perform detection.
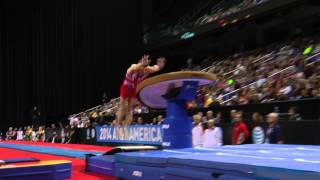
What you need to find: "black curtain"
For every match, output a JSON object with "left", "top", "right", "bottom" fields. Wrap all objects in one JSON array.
[{"left": 0, "top": 0, "right": 143, "bottom": 130}]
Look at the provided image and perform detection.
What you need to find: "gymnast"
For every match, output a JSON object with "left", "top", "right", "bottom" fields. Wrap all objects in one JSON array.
[{"left": 116, "top": 55, "right": 166, "bottom": 127}]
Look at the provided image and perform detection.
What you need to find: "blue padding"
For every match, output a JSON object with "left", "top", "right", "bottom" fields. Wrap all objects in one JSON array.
[
  {"left": 0, "top": 162, "right": 71, "bottom": 180},
  {"left": 165, "top": 167, "right": 254, "bottom": 180},
  {"left": 86, "top": 155, "right": 115, "bottom": 176},
  {"left": 0, "top": 143, "right": 102, "bottom": 158},
  {"left": 115, "top": 145, "right": 320, "bottom": 180},
  {"left": 115, "top": 162, "right": 165, "bottom": 180},
  {"left": 167, "top": 146, "right": 320, "bottom": 179},
  {"left": 3, "top": 158, "right": 40, "bottom": 164},
  {"left": 166, "top": 167, "right": 218, "bottom": 180},
  {"left": 115, "top": 148, "right": 223, "bottom": 166}
]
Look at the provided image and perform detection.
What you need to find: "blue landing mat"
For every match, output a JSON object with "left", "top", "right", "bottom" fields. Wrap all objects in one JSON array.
[
  {"left": 115, "top": 144, "right": 320, "bottom": 180},
  {"left": 0, "top": 143, "right": 102, "bottom": 158},
  {"left": 86, "top": 155, "right": 115, "bottom": 176}
]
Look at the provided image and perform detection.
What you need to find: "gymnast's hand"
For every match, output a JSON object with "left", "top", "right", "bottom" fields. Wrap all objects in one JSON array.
[
  {"left": 156, "top": 57, "right": 166, "bottom": 69},
  {"left": 140, "top": 55, "right": 150, "bottom": 66}
]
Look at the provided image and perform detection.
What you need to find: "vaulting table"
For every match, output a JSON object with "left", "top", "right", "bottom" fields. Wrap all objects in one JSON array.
[{"left": 137, "top": 71, "right": 216, "bottom": 149}]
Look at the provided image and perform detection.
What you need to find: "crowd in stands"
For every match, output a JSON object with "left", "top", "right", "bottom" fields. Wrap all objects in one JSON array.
[
  {"left": 187, "top": 36, "right": 320, "bottom": 108},
  {"left": 4, "top": 123, "right": 75, "bottom": 144}
]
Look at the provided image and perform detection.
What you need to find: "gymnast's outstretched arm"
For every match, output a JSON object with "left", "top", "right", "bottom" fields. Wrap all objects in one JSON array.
[
  {"left": 145, "top": 57, "right": 166, "bottom": 74},
  {"left": 127, "top": 55, "right": 150, "bottom": 74}
]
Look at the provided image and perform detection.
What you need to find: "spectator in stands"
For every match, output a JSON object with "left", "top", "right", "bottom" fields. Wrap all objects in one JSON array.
[
  {"left": 248, "top": 112, "right": 264, "bottom": 144},
  {"left": 205, "top": 110, "right": 213, "bottom": 122},
  {"left": 79, "top": 112, "right": 89, "bottom": 128},
  {"left": 13, "top": 128, "right": 18, "bottom": 140},
  {"left": 69, "top": 115, "right": 79, "bottom": 127},
  {"left": 214, "top": 112, "right": 222, "bottom": 124},
  {"left": 151, "top": 117, "right": 157, "bottom": 125},
  {"left": 16, "top": 127, "right": 24, "bottom": 141},
  {"left": 265, "top": 113, "right": 284, "bottom": 144},
  {"left": 49, "top": 131, "right": 58, "bottom": 143},
  {"left": 36, "top": 126, "right": 46, "bottom": 142},
  {"left": 252, "top": 112, "right": 263, "bottom": 123},
  {"left": 204, "top": 94, "right": 214, "bottom": 108},
  {"left": 137, "top": 117, "right": 144, "bottom": 125},
  {"left": 64, "top": 132, "right": 72, "bottom": 144},
  {"left": 157, "top": 115, "right": 164, "bottom": 124},
  {"left": 6, "top": 127, "right": 15, "bottom": 140},
  {"left": 31, "top": 128, "right": 37, "bottom": 141},
  {"left": 61, "top": 127, "right": 66, "bottom": 144},
  {"left": 232, "top": 113, "right": 249, "bottom": 145},
  {"left": 24, "top": 126, "right": 33, "bottom": 141},
  {"left": 203, "top": 119, "right": 223, "bottom": 147},
  {"left": 192, "top": 114, "right": 203, "bottom": 147},
  {"left": 230, "top": 109, "right": 237, "bottom": 123},
  {"left": 288, "top": 106, "right": 302, "bottom": 121}
]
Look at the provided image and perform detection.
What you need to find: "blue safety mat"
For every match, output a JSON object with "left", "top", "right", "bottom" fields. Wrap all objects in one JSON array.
[
  {"left": 0, "top": 143, "right": 102, "bottom": 158},
  {"left": 115, "top": 145, "right": 320, "bottom": 180},
  {"left": 0, "top": 161, "right": 71, "bottom": 180},
  {"left": 86, "top": 155, "right": 115, "bottom": 176},
  {"left": 115, "top": 162, "right": 166, "bottom": 180},
  {"left": 115, "top": 148, "right": 229, "bottom": 166}
]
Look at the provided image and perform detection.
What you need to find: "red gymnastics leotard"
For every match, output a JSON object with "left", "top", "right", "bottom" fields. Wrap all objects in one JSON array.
[{"left": 120, "top": 71, "right": 149, "bottom": 99}]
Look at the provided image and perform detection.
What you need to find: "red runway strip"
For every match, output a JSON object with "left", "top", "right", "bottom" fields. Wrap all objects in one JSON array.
[
  {"left": 0, "top": 147, "right": 117, "bottom": 180},
  {"left": 4, "top": 140, "right": 112, "bottom": 153}
]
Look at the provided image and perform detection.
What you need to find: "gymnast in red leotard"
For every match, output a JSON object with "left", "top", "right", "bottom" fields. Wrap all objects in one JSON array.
[{"left": 117, "top": 55, "right": 166, "bottom": 126}]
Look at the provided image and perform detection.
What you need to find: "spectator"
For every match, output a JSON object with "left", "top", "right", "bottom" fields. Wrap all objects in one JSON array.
[
  {"left": 24, "top": 126, "right": 33, "bottom": 141},
  {"left": 232, "top": 113, "right": 249, "bottom": 145},
  {"left": 203, "top": 119, "right": 223, "bottom": 147},
  {"left": 69, "top": 115, "right": 79, "bottom": 127},
  {"left": 6, "top": 127, "right": 15, "bottom": 140},
  {"left": 215, "top": 112, "right": 222, "bottom": 124},
  {"left": 16, "top": 127, "right": 24, "bottom": 141},
  {"left": 13, "top": 128, "right": 18, "bottom": 140},
  {"left": 230, "top": 109, "right": 237, "bottom": 123},
  {"left": 50, "top": 132, "right": 58, "bottom": 143},
  {"left": 61, "top": 127, "right": 66, "bottom": 144},
  {"left": 31, "top": 128, "right": 37, "bottom": 141},
  {"left": 249, "top": 112, "right": 264, "bottom": 144},
  {"left": 157, "top": 115, "right": 164, "bottom": 124},
  {"left": 288, "top": 106, "right": 301, "bottom": 121},
  {"left": 137, "top": 117, "right": 144, "bottom": 125},
  {"left": 151, "top": 117, "right": 157, "bottom": 125},
  {"left": 205, "top": 110, "right": 214, "bottom": 121},
  {"left": 192, "top": 114, "right": 204, "bottom": 147},
  {"left": 64, "top": 132, "right": 72, "bottom": 144},
  {"left": 204, "top": 94, "right": 213, "bottom": 108},
  {"left": 36, "top": 126, "right": 46, "bottom": 142},
  {"left": 265, "top": 113, "right": 284, "bottom": 144},
  {"left": 252, "top": 112, "right": 263, "bottom": 123}
]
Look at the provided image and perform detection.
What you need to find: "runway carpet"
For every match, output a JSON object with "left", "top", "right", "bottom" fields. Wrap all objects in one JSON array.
[{"left": 0, "top": 141, "right": 115, "bottom": 180}]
